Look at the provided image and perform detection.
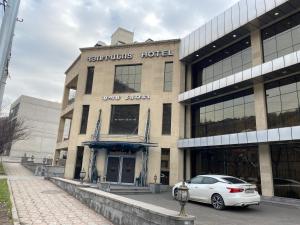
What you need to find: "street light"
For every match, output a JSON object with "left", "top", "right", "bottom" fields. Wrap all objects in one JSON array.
[
  {"left": 176, "top": 180, "right": 189, "bottom": 217},
  {"left": 79, "top": 169, "right": 86, "bottom": 184}
]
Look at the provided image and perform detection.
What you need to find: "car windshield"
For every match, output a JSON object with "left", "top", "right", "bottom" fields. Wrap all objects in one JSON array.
[{"left": 222, "top": 177, "right": 246, "bottom": 184}]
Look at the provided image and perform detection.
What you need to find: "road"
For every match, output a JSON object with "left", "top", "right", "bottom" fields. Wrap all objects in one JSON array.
[{"left": 124, "top": 191, "right": 300, "bottom": 225}]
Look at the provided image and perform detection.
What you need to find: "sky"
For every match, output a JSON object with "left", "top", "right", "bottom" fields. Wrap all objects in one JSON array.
[{"left": 2, "top": 0, "right": 239, "bottom": 114}]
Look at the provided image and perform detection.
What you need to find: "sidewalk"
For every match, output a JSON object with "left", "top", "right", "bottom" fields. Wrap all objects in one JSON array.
[{"left": 4, "top": 162, "right": 113, "bottom": 225}]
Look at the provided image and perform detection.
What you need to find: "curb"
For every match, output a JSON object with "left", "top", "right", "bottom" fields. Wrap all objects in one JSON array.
[
  {"left": 7, "top": 177, "right": 21, "bottom": 225},
  {"left": 262, "top": 198, "right": 300, "bottom": 209}
]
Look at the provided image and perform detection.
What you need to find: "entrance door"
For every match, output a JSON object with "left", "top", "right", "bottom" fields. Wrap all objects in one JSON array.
[
  {"left": 106, "top": 157, "right": 120, "bottom": 182},
  {"left": 74, "top": 146, "right": 84, "bottom": 179},
  {"left": 121, "top": 158, "right": 136, "bottom": 183},
  {"left": 106, "top": 156, "right": 136, "bottom": 184}
]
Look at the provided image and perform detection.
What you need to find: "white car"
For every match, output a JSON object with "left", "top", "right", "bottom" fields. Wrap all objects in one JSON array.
[{"left": 172, "top": 175, "right": 260, "bottom": 210}]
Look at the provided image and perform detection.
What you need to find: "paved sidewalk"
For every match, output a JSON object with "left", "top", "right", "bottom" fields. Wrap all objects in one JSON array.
[{"left": 4, "top": 163, "right": 112, "bottom": 225}]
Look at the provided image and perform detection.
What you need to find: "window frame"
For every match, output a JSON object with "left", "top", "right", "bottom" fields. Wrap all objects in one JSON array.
[{"left": 113, "top": 64, "right": 142, "bottom": 93}]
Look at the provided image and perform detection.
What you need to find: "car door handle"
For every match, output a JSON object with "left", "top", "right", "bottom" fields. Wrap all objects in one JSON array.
[{"left": 209, "top": 187, "right": 214, "bottom": 189}]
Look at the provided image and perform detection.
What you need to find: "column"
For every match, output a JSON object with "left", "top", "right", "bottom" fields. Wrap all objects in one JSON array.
[
  {"left": 251, "top": 30, "right": 274, "bottom": 196},
  {"left": 81, "top": 146, "right": 91, "bottom": 180},
  {"left": 185, "top": 150, "right": 191, "bottom": 180}
]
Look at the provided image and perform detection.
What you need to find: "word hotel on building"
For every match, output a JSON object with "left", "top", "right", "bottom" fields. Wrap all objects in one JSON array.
[{"left": 54, "top": 0, "right": 300, "bottom": 200}]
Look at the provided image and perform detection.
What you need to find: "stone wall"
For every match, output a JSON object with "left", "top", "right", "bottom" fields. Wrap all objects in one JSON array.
[
  {"left": 50, "top": 177, "right": 195, "bottom": 225},
  {"left": 22, "top": 162, "right": 64, "bottom": 177}
]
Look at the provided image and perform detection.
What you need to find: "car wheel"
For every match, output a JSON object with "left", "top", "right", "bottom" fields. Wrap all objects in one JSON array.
[
  {"left": 211, "top": 194, "right": 225, "bottom": 210},
  {"left": 173, "top": 188, "right": 178, "bottom": 199}
]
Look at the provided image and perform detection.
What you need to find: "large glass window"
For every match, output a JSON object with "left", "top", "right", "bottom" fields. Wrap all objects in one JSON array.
[
  {"left": 109, "top": 105, "right": 140, "bottom": 135},
  {"left": 191, "top": 89, "right": 255, "bottom": 137},
  {"left": 79, "top": 105, "right": 89, "bottom": 134},
  {"left": 113, "top": 65, "right": 142, "bottom": 93},
  {"left": 262, "top": 12, "right": 300, "bottom": 62},
  {"left": 163, "top": 62, "right": 173, "bottom": 92},
  {"left": 266, "top": 76, "right": 300, "bottom": 129},
  {"left": 271, "top": 144, "right": 300, "bottom": 199},
  {"left": 192, "top": 37, "right": 251, "bottom": 87},
  {"left": 162, "top": 103, "right": 172, "bottom": 135},
  {"left": 85, "top": 67, "right": 94, "bottom": 94},
  {"left": 191, "top": 146, "right": 260, "bottom": 189}
]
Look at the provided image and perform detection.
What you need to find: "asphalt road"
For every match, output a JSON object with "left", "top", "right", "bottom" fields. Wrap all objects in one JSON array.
[{"left": 124, "top": 192, "right": 300, "bottom": 225}]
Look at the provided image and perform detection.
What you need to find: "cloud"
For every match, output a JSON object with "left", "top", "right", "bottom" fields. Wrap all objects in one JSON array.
[{"left": 3, "top": 0, "right": 239, "bottom": 113}]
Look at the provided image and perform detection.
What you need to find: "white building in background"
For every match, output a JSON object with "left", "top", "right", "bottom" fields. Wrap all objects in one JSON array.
[{"left": 9, "top": 95, "right": 61, "bottom": 161}]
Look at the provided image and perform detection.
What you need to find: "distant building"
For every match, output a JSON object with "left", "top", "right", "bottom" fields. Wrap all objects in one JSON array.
[{"left": 9, "top": 95, "right": 61, "bottom": 161}]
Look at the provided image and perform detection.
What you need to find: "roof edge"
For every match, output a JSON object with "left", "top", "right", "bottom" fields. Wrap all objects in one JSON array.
[{"left": 80, "top": 39, "right": 180, "bottom": 52}]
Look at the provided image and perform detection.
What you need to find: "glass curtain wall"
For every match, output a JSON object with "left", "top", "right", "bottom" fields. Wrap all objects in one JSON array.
[
  {"left": 262, "top": 12, "right": 300, "bottom": 62},
  {"left": 190, "top": 146, "right": 260, "bottom": 187},
  {"left": 191, "top": 89, "right": 256, "bottom": 137},
  {"left": 271, "top": 144, "right": 300, "bottom": 199},
  {"left": 192, "top": 37, "right": 251, "bottom": 88},
  {"left": 266, "top": 75, "right": 300, "bottom": 129}
]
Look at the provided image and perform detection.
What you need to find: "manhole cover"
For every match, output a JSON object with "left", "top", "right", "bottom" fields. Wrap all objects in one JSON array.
[{"left": 41, "top": 190, "right": 62, "bottom": 194}]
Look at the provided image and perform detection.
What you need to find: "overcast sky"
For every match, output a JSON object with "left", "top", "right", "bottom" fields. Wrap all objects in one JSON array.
[{"left": 2, "top": 0, "right": 239, "bottom": 113}]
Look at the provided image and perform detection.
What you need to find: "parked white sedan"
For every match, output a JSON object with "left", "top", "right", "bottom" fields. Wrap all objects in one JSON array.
[{"left": 172, "top": 175, "right": 260, "bottom": 210}]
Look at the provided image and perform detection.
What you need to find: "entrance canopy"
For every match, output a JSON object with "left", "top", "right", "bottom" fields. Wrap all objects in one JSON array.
[{"left": 83, "top": 140, "right": 157, "bottom": 152}]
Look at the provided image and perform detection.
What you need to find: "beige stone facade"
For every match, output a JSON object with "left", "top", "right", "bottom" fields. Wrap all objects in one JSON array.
[{"left": 55, "top": 38, "right": 185, "bottom": 185}]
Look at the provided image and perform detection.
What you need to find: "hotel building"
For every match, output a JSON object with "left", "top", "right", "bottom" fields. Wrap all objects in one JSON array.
[{"left": 55, "top": 0, "right": 300, "bottom": 199}]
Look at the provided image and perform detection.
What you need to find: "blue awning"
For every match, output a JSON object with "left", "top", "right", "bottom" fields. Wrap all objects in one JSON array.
[{"left": 82, "top": 140, "right": 157, "bottom": 151}]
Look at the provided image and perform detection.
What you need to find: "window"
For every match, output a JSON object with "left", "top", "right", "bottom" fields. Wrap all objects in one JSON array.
[
  {"left": 262, "top": 12, "right": 300, "bottom": 62},
  {"left": 222, "top": 177, "right": 246, "bottom": 184},
  {"left": 192, "top": 37, "right": 252, "bottom": 87},
  {"left": 190, "top": 176, "right": 204, "bottom": 184},
  {"left": 202, "top": 177, "right": 218, "bottom": 184},
  {"left": 164, "top": 62, "right": 173, "bottom": 92},
  {"left": 191, "top": 89, "right": 255, "bottom": 138},
  {"left": 162, "top": 104, "right": 172, "bottom": 135},
  {"left": 113, "top": 65, "right": 142, "bottom": 93},
  {"left": 271, "top": 144, "right": 300, "bottom": 199},
  {"left": 160, "top": 148, "right": 170, "bottom": 185},
  {"left": 109, "top": 105, "right": 140, "bottom": 134},
  {"left": 79, "top": 105, "right": 89, "bottom": 134},
  {"left": 9, "top": 103, "right": 20, "bottom": 119},
  {"left": 85, "top": 67, "right": 94, "bottom": 94},
  {"left": 266, "top": 76, "right": 300, "bottom": 129}
]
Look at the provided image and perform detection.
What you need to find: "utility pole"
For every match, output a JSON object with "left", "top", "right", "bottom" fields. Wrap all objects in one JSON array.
[{"left": 0, "top": 0, "right": 21, "bottom": 111}]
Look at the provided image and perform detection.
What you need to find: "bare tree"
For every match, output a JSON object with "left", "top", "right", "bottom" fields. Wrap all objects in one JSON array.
[{"left": 0, "top": 116, "right": 29, "bottom": 156}]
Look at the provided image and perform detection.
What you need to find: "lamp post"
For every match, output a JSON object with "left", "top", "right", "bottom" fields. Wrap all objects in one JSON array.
[
  {"left": 176, "top": 180, "right": 189, "bottom": 217},
  {"left": 79, "top": 169, "right": 86, "bottom": 184}
]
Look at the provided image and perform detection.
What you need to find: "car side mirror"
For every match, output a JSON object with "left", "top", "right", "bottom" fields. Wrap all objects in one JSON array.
[{"left": 185, "top": 180, "right": 191, "bottom": 184}]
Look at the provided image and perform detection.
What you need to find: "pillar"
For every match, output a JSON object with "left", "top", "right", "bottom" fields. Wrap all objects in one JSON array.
[
  {"left": 251, "top": 30, "right": 274, "bottom": 196},
  {"left": 81, "top": 146, "right": 91, "bottom": 180},
  {"left": 185, "top": 150, "right": 191, "bottom": 180}
]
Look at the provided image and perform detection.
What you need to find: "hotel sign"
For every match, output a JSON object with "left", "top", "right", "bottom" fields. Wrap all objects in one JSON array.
[
  {"left": 102, "top": 95, "right": 150, "bottom": 101},
  {"left": 87, "top": 50, "right": 173, "bottom": 62}
]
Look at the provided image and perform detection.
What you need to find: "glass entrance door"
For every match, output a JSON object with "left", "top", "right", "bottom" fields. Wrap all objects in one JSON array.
[
  {"left": 106, "top": 157, "right": 120, "bottom": 182},
  {"left": 106, "top": 156, "right": 136, "bottom": 184},
  {"left": 121, "top": 158, "right": 136, "bottom": 183}
]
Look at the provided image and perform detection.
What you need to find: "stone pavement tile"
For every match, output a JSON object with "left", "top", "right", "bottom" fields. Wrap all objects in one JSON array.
[{"left": 4, "top": 163, "right": 113, "bottom": 225}]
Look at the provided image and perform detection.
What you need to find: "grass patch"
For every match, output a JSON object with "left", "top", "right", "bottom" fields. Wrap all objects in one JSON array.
[
  {"left": 0, "top": 179, "right": 12, "bottom": 222},
  {"left": 0, "top": 162, "right": 5, "bottom": 175}
]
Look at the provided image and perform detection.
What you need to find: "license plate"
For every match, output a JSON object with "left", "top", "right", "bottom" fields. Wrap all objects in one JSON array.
[{"left": 245, "top": 189, "right": 254, "bottom": 193}]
